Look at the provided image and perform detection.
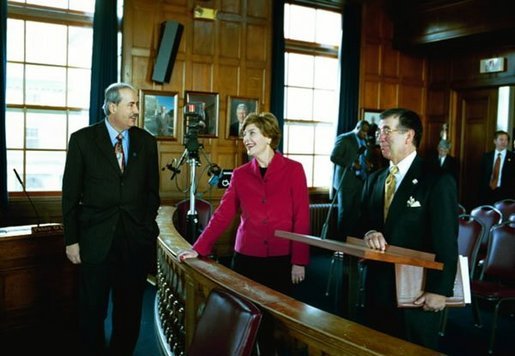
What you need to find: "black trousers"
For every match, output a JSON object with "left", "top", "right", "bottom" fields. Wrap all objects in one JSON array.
[{"left": 79, "top": 221, "right": 151, "bottom": 356}]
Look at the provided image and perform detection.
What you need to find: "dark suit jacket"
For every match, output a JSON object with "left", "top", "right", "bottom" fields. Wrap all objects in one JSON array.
[
  {"left": 479, "top": 150, "right": 515, "bottom": 204},
  {"left": 359, "top": 155, "right": 458, "bottom": 303},
  {"left": 428, "top": 154, "right": 459, "bottom": 182},
  {"left": 62, "top": 121, "right": 160, "bottom": 263},
  {"left": 229, "top": 121, "right": 240, "bottom": 137},
  {"left": 330, "top": 131, "right": 363, "bottom": 191}
]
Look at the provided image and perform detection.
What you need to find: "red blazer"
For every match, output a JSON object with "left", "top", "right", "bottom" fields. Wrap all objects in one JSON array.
[{"left": 193, "top": 152, "right": 310, "bottom": 266}]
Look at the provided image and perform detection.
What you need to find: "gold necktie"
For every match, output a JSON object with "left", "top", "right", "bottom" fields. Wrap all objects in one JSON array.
[
  {"left": 489, "top": 153, "right": 501, "bottom": 190},
  {"left": 384, "top": 165, "right": 399, "bottom": 220},
  {"left": 115, "top": 134, "right": 125, "bottom": 172}
]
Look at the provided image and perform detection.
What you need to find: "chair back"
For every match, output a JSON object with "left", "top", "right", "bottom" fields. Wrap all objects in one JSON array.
[
  {"left": 470, "top": 205, "right": 503, "bottom": 251},
  {"left": 173, "top": 198, "right": 212, "bottom": 239},
  {"left": 479, "top": 222, "right": 515, "bottom": 284},
  {"left": 494, "top": 199, "right": 515, "bottom": 222},
  {"left": 457, "top": 214, "right": 484, "bottom": 277},
  {"left": 188, "top": 288, "right": 262, "bottom": 356}
]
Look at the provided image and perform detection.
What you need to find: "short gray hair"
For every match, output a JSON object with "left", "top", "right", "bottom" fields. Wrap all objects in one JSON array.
[{"left": 102, "top": 83, "right": 136, "bottom": 116}]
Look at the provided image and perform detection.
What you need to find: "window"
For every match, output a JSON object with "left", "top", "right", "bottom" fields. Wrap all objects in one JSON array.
[
  {"left": 283, "top": 3, "right": 341, "bottom": 189},
  {"left": 6, "top": 0, "right": 95, "bottom": 192}
]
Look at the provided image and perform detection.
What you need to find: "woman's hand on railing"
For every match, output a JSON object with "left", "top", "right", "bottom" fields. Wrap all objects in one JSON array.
[{"left": 177, "top": 249, "right": 199, "bottom": 262}]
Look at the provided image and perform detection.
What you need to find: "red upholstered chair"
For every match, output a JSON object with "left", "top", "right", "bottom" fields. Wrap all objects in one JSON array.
[
  {"left": 439, "top": 214, "right": 485, "bottom": 336},
  {"left": 458, "top": 203, "right": 467, "bottom": 215},
  {"left": 494, "top": 199, "right": 515, "bottom": 222},
  {"left": 188, "top": 288, "right": 262, "bottom": 356},
  {"left": 470, "top": 205, "right": 503, "bottom": 270},
  {"left": 470, "top": 221, "right": 515, "bottom": 354}
]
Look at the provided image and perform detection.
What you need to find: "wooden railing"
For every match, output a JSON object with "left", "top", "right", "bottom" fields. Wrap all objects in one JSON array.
[{"left": 155, "top": 205, "right": 440, "bottom": 356}]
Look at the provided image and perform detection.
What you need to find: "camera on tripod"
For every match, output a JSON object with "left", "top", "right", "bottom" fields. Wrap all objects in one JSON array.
[{"left": 183, "top": 102, "right": 206, "bottom": 155}]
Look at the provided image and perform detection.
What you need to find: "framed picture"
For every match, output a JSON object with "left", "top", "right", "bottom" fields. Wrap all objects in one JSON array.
[
  {"left": 185, "top": 91, "right": 219, "bottom": 137},
  {"left": 361, "top": 108, "right": 382, "bottom": 126},
  {"left": 139, "top": 89, "right": 178, "bottom": 139},
  {"left": 226, "top": 96, "right": 259, "bottom": 138}
]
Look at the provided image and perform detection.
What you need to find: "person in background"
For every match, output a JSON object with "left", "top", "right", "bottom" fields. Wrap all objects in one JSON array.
[
  {"left": 478, "top": 130, "right": 515, "bottom": 205},
  {"left": 178, "top": 112, "right": 310, "bottom": 297},
  {"left": 229, "top": 102, "right": 249, "bottom": 137},
  {"left": 358, "top": 108, "right": 458, "bottom": 350},
  {"left": 62, "top": 82, "right": 160, "bottom": 355},
  {"left": 330, "top": 120, "right": 370, "bottom": 240},
  {"left": 430, "top": 139, "right": 459, "bottom": 183}
]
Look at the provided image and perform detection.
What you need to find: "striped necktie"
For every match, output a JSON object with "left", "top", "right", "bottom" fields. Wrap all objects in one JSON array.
[
  {"left": 489, "top": 153, "right": 501, "bottom": 190},
  {"left": 114, "top": 134, "right": 125, "bottom": 172},
  {"left": 384, "top": 165, "right": 399, "bottom": 220}
]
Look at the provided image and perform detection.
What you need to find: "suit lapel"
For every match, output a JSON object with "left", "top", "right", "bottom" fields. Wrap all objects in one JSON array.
[
  {"left": 126, "top": 128, "right": 141, "bottom": 174},
  {"left": 95, "top": 123, "right": 122, "bottom": 174}
]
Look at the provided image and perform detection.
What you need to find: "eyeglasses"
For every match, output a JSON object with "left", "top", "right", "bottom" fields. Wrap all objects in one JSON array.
[{"left": 375, "top": 127, "right": 407, "bottom": 139}]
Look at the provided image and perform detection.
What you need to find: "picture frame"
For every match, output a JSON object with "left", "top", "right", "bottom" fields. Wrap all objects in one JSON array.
[
  {"left": 361, "top": 108, "right": 382, "bottom": 126},
  {"left": 185, "top": 91, "right": 219, "bottom": 137},
  {"left": 139, "top": 89, "right": 178, "bottom": 139},
  {"left": 226, "top": 96, "right": 259, "bottom": 138}
]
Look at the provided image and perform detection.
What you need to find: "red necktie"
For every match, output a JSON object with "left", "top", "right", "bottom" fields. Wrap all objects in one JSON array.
[
  {"left": 115, "top": 134, "right": 125, "bottom": 172},
  {"left": 489, "top": 153, "right": 501, "bottom": 190}
]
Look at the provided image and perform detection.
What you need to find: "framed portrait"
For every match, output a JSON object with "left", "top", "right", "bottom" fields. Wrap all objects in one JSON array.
[
  {"left": 139, "top": 89, "right": 178, "bottom": 139},
  {"left": 361, "top": 108, "right": 382, "bottom": 126},
  {"left": 185, "top": 91, "right": 219, "bottom": 137},
  {"left": 226, "top": 96, "right": 259, "bottom": 138}
]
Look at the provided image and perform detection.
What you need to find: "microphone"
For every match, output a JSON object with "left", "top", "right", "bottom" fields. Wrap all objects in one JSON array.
[
  {"left": 320, "top": 145, "right": 367, "bottom": 240},
  {"left": 13, "top": 169, "right": 63, "bottom": 234}
]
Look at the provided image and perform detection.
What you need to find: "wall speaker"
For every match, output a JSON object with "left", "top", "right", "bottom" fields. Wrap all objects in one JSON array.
[{"left": 152, "top": 21, "right": 184, "bottom": 83}]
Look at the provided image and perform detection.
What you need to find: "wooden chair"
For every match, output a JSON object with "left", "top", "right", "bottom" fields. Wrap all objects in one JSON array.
[
  {"left": 469, "top": 205, "right": 503, "bottom": 271},
  {"left": 470, "top": 221, "right": 515, "bottom": 354},
  {"left": 493, "top": 199, "right": 515, "bottom": 222},
  {"left": 173, "top": 198, "right": 213, "bottom": 242},
  {"left": 188, "top": 288, "right": 262, "bottom": 356},
  {"left": 439, "top": 214, "right": 485, "bottom": 335}
]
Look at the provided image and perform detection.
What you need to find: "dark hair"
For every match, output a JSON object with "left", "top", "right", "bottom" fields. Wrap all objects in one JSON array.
[
  {"left": 102, "top": 83, "right": 136, "bottom": 116},
  {"left": 241, "top": 112, "right": 281, "bottom": 149},
  {"left": 494, "top": 130, "right": 510, "bottom": 141},
  {"left": 380, "top": 108, "right": 423, "bottom": 148},
  {"left": 355, "top": 120, "right": 370, "bottom": 130}
]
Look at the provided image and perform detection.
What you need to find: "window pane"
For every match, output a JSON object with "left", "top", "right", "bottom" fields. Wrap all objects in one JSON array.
[
  {"left": 6, "top": 63, "right": 24, "bottom": 104},
  {"left": 286, "top": 53, "right": 314, "bottom": 88},
  {"left": 288, "top": 154, "right": 314, "bottom": 187},
  {"left": 7, "top": 150, "right": 24, "bottom": 192},
  {"left": 285, "top": 5, "right": 315, "bottom": 42},
  {"left": 26, "top": 65, "right": 66, "bottom": 106},
  {"left": 26, "top": 21, "right": 67, "bottom": 65},
  {"left": 69, "top": 0, "right": 96, "bottom": 13},
  {"left": 6, "top": 109, "right": 25, "bottom": 149},
  {"left": 286, "top": 124, "right": 313, "bottom": 154},
  {"left": 315, "top": 10, "right": 341, "bottom": 46},
  {"left": 68, "top": 110, "right": 90, "bottom": 139},
  {"left": 69, "top": 26, "right": 93, "bottom": 68},
  {"left": 26, "top": 151, "right": 66, "bottom": 191},
  {"left": 68, "top": 68, "right": 91, "bottom": 107},
  {"left": 26, "top": 110, "right": 67, "bottom": 149},
  {"left": 314, "top": 56, "right": 338, "bottom": 90},
  {"left": 313, "top": 89, "right": 337, "bottom": 123},
  {"left": 285, "top": 87, "right": 313, "bottom": 120},
  {"left": 7, "top": 19, "right": 24, "bottom": 61},
  {"left": 313, "top": 155, "right": 332, "bottom": 188},
  {"left": 314, "top": 123, "right": 335, "bottom": 154}
]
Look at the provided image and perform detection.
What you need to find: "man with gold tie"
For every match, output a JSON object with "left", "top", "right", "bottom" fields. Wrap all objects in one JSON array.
[
  {"left": 358, "top": 108, "right": 458, "bottom": 351},
  {"left": 478, "top": 130, "right": 515, "bottom": 205}
]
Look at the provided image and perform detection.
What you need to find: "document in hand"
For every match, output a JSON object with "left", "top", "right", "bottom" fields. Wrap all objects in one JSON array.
[{"left": 395, "top": 255, "right": 471, "bottom": 307}]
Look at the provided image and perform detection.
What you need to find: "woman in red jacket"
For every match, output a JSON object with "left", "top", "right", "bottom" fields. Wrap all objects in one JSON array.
[{"left": 178, "top": 112, "right": 310, "bottom": 295}]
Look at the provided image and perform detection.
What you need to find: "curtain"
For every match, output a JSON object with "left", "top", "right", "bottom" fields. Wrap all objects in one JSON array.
[
  {"left": 270, "top": 0, "right": 285, "bottom": 152},
  {"left": 0, "top": 0, "right": 8, "bottom": 209},
  {"left": 336, "top": 2, "right": 362, "bottom": 135},
  {"left": 89, "top": 0, "right": 118, "bottom": 124}
]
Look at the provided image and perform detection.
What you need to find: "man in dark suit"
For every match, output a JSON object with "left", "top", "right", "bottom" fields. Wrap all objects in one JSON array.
[
  {"left": 330, "top": 120, "right": 369, "bottom": 240},
  {"left": 478, "top": 130, "right": 515, "bottom": 205},
  {"left": 229, "top": 103, "right": 249, "bottom": 137},
  {"left": 359, "top": 108, "right": 458, "bottom": 350},
  {"left": 62, "top": 83, "right": 160, "bottom": 355},
  {"left": 430, "top": 139, "right": 459, "bottom": 182}
]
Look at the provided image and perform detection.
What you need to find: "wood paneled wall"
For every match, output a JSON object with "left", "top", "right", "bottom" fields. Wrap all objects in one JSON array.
[{"left": 123, "top": 0, "right": 272, "bottom": 203}]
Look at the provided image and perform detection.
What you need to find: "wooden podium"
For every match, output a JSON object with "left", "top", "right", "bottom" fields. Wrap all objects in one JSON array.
[{"left": 275, "top": 231, "right": 469, "bottom": 312}]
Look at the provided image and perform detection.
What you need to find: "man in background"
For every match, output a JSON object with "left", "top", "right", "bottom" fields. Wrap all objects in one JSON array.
[
  {"left": 430, "top": 139, "right": 458, "bottom": 183},
  {"left": 62, "top": 82, "right": 160, "bottom": 355},
  {"left": 229, "top": 103, "right": 249, "bottom": 137},
  {"left": 330, "top": 120, "right": 370, "bottom": 240},
  {"left": 359, "top": 108, "right": 457, "bottom": 350},
  {"left": 478, "top": 130, "right": 515, "bottom": 205}
]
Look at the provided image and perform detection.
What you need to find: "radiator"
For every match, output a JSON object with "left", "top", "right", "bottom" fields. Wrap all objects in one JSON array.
[{"left": 309, "top": 203, "right": 337, "bottom": 237}]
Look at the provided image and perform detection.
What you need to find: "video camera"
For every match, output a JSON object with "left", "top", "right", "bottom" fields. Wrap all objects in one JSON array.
[{"left": 183, "top": 102, "right": 206, "bottom": 156}]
